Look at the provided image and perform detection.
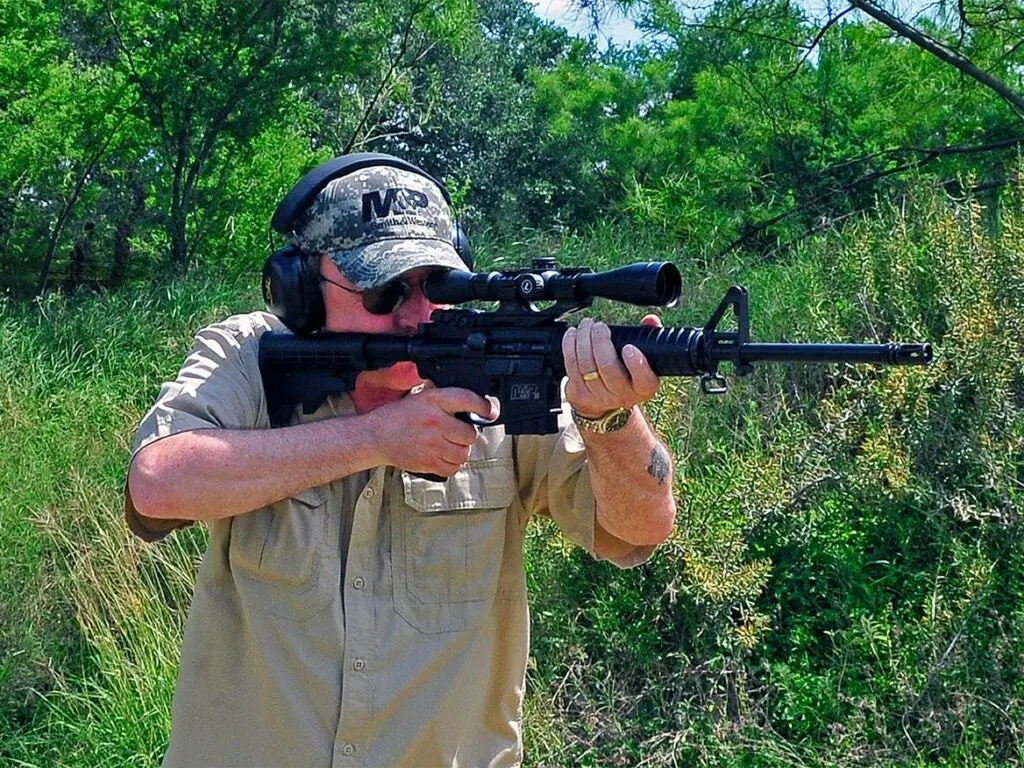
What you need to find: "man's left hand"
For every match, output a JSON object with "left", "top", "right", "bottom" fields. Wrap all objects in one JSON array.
[{"left": 562, "top": 315, "right": 662, "bottom": 420}]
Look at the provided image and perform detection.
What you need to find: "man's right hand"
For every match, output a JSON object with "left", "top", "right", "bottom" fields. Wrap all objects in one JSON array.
[{"left": 366, "top": 388, "right": 499, "bottom": 478}]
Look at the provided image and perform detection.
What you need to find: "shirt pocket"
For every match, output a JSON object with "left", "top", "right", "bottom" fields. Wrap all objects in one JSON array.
[
  {"left": 392, "top": 458, "right": 517, "bottom": 634},
  {"left": 228, "top": 485, "right": 339, "bottom": 621}
]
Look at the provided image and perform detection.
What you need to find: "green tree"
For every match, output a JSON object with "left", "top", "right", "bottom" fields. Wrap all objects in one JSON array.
[
  {"left": 1, "top": 0, "right": 482, "bottom": 291},
  {"left": 0, "top": 0, "right": 140, "bottom": 295},
  {"left": 535, "top": 0, "right": 1024, "bottom": 253},
  {"left": 373, "top": 0, "right": 581, "bottom": 229},
  {"left": 74, "top": 0, "right": 371, "bottom": 272}
]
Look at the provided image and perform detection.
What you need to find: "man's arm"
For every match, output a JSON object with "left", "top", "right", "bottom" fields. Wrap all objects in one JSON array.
[
  {"left": 580, "top": 410, "right": 676, "bottom": 552},
  {"left": 129, "top": 387, "right": 498, "bottom": 522},
  {"left": 129, "top": 418, "right": 380, "bottom": 521},
  {"left": 562, "top": 316, "right": 678, "bottom": 560}
]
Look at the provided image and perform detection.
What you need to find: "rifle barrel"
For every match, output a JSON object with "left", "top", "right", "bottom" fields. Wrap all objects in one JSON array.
[
  {"left": 608, "top": 325, "right": 932, "bottom": 377},
  {"left": 727, "top": 342, "right": 933, "bottom": 366}
]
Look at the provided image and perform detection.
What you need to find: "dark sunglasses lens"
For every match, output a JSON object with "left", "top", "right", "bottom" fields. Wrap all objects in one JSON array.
[{"left": 363, "top": 280, "right": 411, "bottom": 315}]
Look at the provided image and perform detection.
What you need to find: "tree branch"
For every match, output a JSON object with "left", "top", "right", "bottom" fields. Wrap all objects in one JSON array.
[
  {"left": 679, "top": 21, "right": 811, "bottom": 50},
  {"left": 717, "top": 134, "right": 1024, "bottom": 257},
  {"left": 778, "top": 8, "right": 853, "bottom": 85},
  {"left": 847, "top": 0, "right": 1024, "bottom": 116},
  {"left": 343, "top": 3, "right": 423, "bottom": 155},
  {"left": 36, "top": 108, "right": 131, "bottom": 296}
]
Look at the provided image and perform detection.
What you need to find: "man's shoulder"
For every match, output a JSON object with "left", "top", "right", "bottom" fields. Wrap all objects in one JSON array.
[
  {"left": 191, "top": 311, "right": 287, "bottom": 356},
  {"left": 176, "top": 312, "right": 288, "bottom": 384},
  {"left": 200, "top": 310, "right": 286, "bottom": 339}
]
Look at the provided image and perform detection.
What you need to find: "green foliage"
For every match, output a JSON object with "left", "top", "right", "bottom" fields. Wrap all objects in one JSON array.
[
  {"left": 531, "top": 0, "right": 1024, "bottom": 252},
  {"left": 0, "top": 274, "right": 258, "bottom": 765},
  {"left": 8, "top": 0, "right": 1024, "bottom": 288},
  {"left": 6, "top": 0, "right": 1024, "bottom": 764},
  {"left": 3, "top": 187, "right": 1024, "bottom": 765},
  {"left": 0, "top": 0, "right": 488, "bottom": 292},
  {"left": 383, "top": 0, "right": 585, "bottom": 231},
  {"left": 522, "top": 182, "right": 1024, "bottom": 765}
]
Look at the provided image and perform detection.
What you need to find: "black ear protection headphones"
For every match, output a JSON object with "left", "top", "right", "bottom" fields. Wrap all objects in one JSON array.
[{"left": 262, "top": 152, "right": 473, "bottom": 336}]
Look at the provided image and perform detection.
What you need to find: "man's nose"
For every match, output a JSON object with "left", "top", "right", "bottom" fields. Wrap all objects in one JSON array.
[{"left": 395, "top": 285, "right": 434, "bottom": 330}]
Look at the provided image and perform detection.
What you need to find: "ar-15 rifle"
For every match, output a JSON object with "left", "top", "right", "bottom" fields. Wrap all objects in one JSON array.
[{"left": 259, "top": 259, "right": 932, "bottom": 434}]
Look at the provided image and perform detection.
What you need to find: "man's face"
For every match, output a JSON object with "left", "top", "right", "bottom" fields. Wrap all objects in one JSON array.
[
  {"left": 319, "top": 254, "right": 442, "bottom": 334},
  {"left": 319, "top": 254, "right": 444, "bottom": 392}
]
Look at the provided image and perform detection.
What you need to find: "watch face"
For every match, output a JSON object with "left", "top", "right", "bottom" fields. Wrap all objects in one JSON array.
[
  {"left": 603, "top": 409, "right": 631, "bottom": 432},
  {"left": 574, "top": 407, "right": 631, "bottom": 433}
]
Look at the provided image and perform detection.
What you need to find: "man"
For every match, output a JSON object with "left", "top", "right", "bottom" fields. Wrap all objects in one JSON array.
[{"left": 126, "top": 159, "right": 676, "bottom": 767}]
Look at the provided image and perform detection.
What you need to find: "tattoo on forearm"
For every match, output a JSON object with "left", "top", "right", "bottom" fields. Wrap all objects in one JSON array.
[{"left": 647, "top": 445, "right": 670, "bottom": 486}]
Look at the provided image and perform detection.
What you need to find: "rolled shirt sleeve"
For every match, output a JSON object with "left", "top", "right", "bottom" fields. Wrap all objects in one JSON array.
[{"left": 124, "top": 312, "right": 280, "bottom": 542}]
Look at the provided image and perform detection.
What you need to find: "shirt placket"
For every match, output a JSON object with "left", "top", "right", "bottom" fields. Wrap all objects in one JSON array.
[{"left": 332, "top": 467, "right": 386, "bottom": 767}]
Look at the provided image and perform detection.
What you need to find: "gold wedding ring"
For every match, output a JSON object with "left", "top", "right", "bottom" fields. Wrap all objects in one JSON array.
[{"left": 582, "top": 371, "right": 600, "bottom": 382}]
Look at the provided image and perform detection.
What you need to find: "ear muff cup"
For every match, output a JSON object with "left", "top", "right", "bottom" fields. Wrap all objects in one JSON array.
[
  {"left": 263, "top": 152, "right": 472, "bottom": 336},
  {"left": 262, "top": 245, "right": 324, "bottom": 336}
]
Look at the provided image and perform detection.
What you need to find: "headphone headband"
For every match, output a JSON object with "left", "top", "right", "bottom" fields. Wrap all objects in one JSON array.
[{"left": 271, "top": 152, "right": 452, "bottom": 235}]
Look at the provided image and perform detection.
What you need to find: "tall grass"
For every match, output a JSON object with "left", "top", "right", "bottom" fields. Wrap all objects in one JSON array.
[
  {"left": 2, "top": 184, "right": 1023, "bottom": 765},
  {"left": 0, "top": 276, "right": 256, "bottom": 765}
]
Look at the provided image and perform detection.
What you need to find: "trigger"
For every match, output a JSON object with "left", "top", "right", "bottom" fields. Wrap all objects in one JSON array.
[
  {"left": 455, "top": 412, "right": 494, "bottom": 428},
  {"left": 460, "top": 411, "right": 487, "bottom": 430}
]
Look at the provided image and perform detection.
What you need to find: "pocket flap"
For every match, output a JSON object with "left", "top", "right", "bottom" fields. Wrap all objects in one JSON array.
[
  {"left": 291, "top": 485, "right": 328, "bottom": 509},
  {"left": 402, "top": 458, "right": 516, "bottom": 513}
]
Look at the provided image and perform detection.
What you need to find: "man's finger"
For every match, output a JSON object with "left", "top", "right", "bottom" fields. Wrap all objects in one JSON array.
[
  {"left": 591, "top": 323, "right": 632, "bottom": 397},
  {"left": 575, "top": 318, "right": 598, "bottom": 385},
  {"left": 429, "top": 387, "right": 497, "bottom": 419},
  {"left": 444, "top": 420, "right": 482, "bottom": 447},
  {"left": 438, "top": 440, "right": 474, "bottom": 465},
  {"left": 623, "top": 346, "right": 660, "bottom": 399},
  {"left": 562, "top": 326, "right": 581, "bottom": 379}
]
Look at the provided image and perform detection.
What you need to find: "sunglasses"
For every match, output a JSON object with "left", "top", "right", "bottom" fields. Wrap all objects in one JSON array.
[{"left": 320, "top": 273, "right": 418, "bottom": 315}]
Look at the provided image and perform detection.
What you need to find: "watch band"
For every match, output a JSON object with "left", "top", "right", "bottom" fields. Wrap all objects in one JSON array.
[{"left": 571, "top": 406, "right": 633, "bottom": 434}]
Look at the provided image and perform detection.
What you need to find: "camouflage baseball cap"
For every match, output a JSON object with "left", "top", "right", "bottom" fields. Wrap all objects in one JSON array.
[{"left": 291, "top": 165, "right": 466, "bottom": 289}]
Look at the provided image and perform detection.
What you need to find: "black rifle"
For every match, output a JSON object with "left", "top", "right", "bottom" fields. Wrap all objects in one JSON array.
[{"left": 259, "top": 259, "right": 932, "bottom": 434}]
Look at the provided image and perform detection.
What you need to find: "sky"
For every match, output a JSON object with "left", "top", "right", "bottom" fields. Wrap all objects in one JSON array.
[
  {"left": 530, "top": 0, "right": 645, "bottom": 48},
  {"left": 529, "top": 0, "right": 937, "bottom": 48}
]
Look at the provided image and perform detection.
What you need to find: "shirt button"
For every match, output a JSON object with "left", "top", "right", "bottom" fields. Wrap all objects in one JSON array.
[
  {"left": 363, "top": 487, "right": 375, "bottom": 499},
  {"left": 352, "top": 659, "right": 365, "bottom": 671},
  {"left": 342, "top": 744, "right": 355, "bottom": 756},
  {"left": 352, "top": 577, "right": 365, "bottom": 590}
]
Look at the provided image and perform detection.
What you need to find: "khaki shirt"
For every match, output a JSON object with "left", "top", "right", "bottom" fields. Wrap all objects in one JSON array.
[{"left": 126, "top": 312, "right": 653, "bottom": 768}]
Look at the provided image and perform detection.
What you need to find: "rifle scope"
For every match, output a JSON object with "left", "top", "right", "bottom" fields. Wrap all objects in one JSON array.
[{"left": 424, "top": 261, "right": 682, "bottom": 308}]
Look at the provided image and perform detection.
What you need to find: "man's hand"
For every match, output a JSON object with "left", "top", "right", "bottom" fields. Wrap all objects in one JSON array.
[
  {"left": 562, "top": 315, "right": 663, "bottom": 419},
  {"left": 366, "top": 387, "right": 499, "bottom": 478}
]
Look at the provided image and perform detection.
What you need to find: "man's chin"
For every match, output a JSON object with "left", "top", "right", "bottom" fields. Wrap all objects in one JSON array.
[{"left": 386, "top": 362, "right": 424, "bottom": 389}]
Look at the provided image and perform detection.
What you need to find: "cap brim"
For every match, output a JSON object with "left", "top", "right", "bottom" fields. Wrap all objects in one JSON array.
[{"left": 328, "top": 239, "right": 467, "bottom": 289}]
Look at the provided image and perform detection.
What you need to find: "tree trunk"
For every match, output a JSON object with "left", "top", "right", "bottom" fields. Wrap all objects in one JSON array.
[
  {"left": 35, "top": 110, "right": 128, "bottom": 297},
  {"left": 110, "top": 180, "right": 146, "bottom": 289},
  {"left": 170, "top": 202, "right": 189, "bottom": 274}
]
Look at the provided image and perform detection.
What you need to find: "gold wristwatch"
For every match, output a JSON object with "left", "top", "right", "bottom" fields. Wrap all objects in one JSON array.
[{"left": 571, "top": 406, "right": 633, "bottom": 434}]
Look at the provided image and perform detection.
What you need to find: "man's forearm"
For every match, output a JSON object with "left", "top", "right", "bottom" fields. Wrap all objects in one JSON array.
[
  {"left": 581, "top": 407, "right": 677, "bottom": 546},
  {"left": 128, "top": 416, "right": 382, "bottom": 522}
]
